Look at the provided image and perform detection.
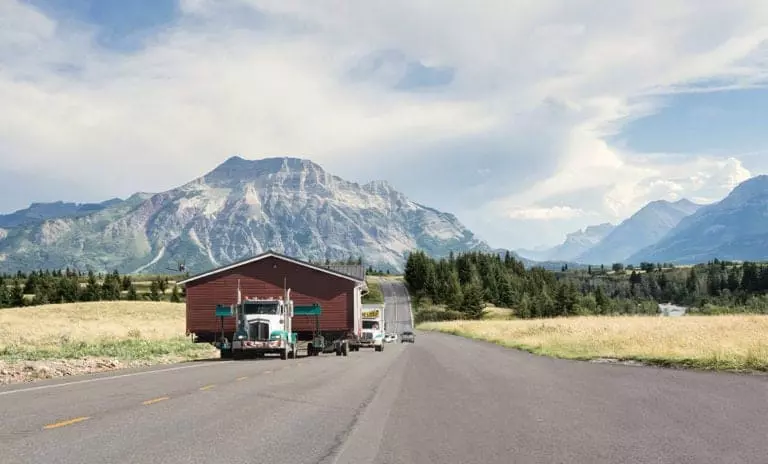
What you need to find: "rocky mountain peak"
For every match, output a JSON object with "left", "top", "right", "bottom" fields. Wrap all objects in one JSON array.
[
  {"left": 202, "top": 156, "right": 329, "bottom": 186},
  {"left": 0, "top": 156, "right": 489, "bottom": 273}
]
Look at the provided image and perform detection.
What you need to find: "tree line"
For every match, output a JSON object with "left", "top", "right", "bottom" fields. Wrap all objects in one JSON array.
[
  {"left": 404, "top": 251, "right": 768, "bottom": 321},
  {"left": 0, "top": 269, "right": 184, "bottom": 308}
]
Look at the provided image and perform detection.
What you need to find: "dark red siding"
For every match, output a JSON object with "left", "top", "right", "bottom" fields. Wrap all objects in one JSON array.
[{"left": 185, "top": 256, "right": 357, "bottom": 340}]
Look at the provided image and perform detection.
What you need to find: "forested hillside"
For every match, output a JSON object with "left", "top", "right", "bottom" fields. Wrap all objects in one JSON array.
[{"left": 404, "top": 251, "right": 768, "bottom": 321}]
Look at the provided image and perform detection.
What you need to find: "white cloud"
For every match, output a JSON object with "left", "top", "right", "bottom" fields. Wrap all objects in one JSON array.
[
  {"left": 507, "top": 206, "right": 588, "bottom": 220},
  {"left": 1, "top": 0, "right": 768, "bottom": 249}
]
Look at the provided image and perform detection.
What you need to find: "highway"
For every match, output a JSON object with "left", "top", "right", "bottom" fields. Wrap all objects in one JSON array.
[
  {"left": 1, "top": 280, "right": 767, "bottom": 463},
  {"left": 378, "top": 278, "right": 413, "bottom": 336}
]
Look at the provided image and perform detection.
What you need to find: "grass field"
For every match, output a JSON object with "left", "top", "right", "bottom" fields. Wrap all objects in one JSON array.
[
  {"left": 362, "top": 277, "right": 384, "bottom": 304},
  {"left": 0, "top": 301, "right": 215, "bottom": 364},
  {"left": 419, "top": 315, "right": 768, "bottom": 372}
]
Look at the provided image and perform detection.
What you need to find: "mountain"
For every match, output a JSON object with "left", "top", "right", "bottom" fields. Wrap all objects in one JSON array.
[
  {"left": 574, "top": 199, "right": 701, "bottom": 265},
  {"left": 0, "top": 156, "right": 489, "bottom": 273},
  {"left": 628, "top": 176, "right": 768, "bottom": 264},
  {"left": 516, "top": 223, "right": 615, "bottom": 262},
  {"left": 0, "top": 198, "right": 125, "bottom": 228}
]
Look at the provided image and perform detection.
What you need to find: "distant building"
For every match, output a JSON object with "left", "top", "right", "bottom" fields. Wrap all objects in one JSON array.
[{"left": 658, "top": 303, "right": 686, "bottom": 317}]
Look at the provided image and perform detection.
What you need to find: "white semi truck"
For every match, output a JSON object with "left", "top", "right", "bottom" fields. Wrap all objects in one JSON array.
[
  {"left": 230, "top": 290, "right": 298, "bottom": 360},
  {"left": 221, "top": 285, "right": 353, "bottom": 359},
  {"left": 358, "top": 304, "right": 385, "bottom": 352}
]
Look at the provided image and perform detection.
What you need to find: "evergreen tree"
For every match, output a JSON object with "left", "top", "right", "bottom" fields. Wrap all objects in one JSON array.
[
  {"left": 460, "top": 283, "right": 486, "bottom": 319},
  {"left": 127, "top": 284, "right": 139, "bottom": 301},
  {"left": 9, "top": 280, "right": 24, "bottom": 307},
  {"left": 148, "top": 281, "right": 161, "bottom": 301},
  {"left": 170, "top": 285, "right": 182, "bottom": 303},
  {"left": 595, "top": 286, "right": 608, "bottom": 313},
  {"left": 83, "top": 270, "right": 101, "bottom": 301}
]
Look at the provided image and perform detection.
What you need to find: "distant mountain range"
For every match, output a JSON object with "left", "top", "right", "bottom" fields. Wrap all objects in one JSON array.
[
  {"left": 628, "top": 175, "right": 768, "bottom": 264},
  {"left": 2, "top": 156, "right": 767, "bottom": 273},
  {"left": 517, "top": 175, "right": 768, "bottom": 265},
  {"left": 517, "top": 223, "right": 615, "bottom": 262},
  {"left": 0, "top": 156, "right": 489, "bottom": 273}
]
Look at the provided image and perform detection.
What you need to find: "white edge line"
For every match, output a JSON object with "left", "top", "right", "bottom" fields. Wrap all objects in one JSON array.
[{"left": 0, "top": 361, "right": 233, "bottom": 397}]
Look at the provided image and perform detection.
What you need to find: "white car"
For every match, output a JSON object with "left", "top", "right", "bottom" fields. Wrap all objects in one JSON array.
[{"left": 384, "top": 333, "right": 397, "bottom": 343}]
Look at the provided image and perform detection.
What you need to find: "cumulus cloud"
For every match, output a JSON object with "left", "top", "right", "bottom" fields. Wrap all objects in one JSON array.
[
  {"left": 1, "top": 0, "right": 768, "bottom": 249},
  {"left": 507, "top": 206, "right": 588, "bottom": 220}
]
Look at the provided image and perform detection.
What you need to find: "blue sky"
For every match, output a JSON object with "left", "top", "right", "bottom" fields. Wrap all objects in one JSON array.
[
  {"left": 24, "top": 0, "right": 179, "bottom": 50},
  {"left": 2, "top": 0, "right": 768, "bottom": 249}
]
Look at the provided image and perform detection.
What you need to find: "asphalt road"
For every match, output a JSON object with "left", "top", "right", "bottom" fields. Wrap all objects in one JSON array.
[
  {"left": 2, "top": 281, "right": 767, "bottom": 463},
  {"left": 379, "top": 278, "right": 413, "bottom": 335}
]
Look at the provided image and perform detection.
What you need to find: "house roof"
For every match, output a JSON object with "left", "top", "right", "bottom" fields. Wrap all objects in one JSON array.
[{"left": 177, "top": 250, "right": 367, "bottom": 286}]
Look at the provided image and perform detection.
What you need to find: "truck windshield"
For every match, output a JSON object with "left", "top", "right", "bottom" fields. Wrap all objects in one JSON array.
[
  {"left": 362, "top": 321, "right": 379, "bottom": 329},
  {"left": 243, "top": 302, "right": 279, "bottom": 315}
]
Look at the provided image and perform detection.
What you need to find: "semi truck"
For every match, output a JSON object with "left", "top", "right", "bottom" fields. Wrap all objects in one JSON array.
[
  {"left": 358, "top": 304, "right": 385, "bottom": 352},
  {"left": 216, "top": 286, "right": 354, "bottom": 359}
]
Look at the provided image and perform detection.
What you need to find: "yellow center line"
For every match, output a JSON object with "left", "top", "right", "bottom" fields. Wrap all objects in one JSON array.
[
  {"left": 236, "top": 376, "right": 248, "bottom": 381},
  {"left": 43, "top": 416, "right": 90, "bottom": 430},
  {"left": 142, "top": 396, "right": 170, "bottom": 405},
  {"left": 199, "top": 384, "right": 216, "bottom": 391}
]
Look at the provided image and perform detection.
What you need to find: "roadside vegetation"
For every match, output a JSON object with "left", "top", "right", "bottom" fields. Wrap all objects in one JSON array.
[
  {"left": 0, "top": 301, "right": 214, "bottom": 361},
  {"left": 362, "top": 278, "right": 384, "bottom": 304},
  {"left": 0, "top": 301, "right": 215, "bottom": 384},
  {"left": 420, "top": 316, "right": 768, "bottom": 372},
  {"left": 405, "top": 251, "right": 768, "bottom": 322},
  {"left": 0, "top": 268, "right": 186, "bottom": 308}
]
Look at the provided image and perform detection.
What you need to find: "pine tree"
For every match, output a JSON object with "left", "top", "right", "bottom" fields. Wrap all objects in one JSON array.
[
  {"left": 170, "top": 285, "right": 182, "bottom": 303},
  {"left": 83, "top": 270, "right": 101, "bottom": 301},
  {"left": 460, "top": 283, "right": 486, "bottom": 319},
  {"left": 148, "top": 281, "right": 161, "bottom": 301},
  {"left": 594, "top": 286, "right": 608, "bottom": 313},
  {"left": 10, "top": 280, "right": 24, "bottom": 307},
  {"left": 0, "top": 283, "right": 8, "bottom": 308},
  {"left": 127, "top": 284, "right": 139, "bottom": 300}
]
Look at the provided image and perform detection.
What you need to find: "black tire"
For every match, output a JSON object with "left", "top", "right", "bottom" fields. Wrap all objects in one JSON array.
[
  {"left": 221, "top": 348, "right": 233, "bottom": 358},
  {"left": 280, "top": 348, "right": 288, "bottom": 360},
  {"left": 342, "top": 342, "right": 348, "bottom": 357},
  {"left": 233, "top": 349, "right": 243, "bottom": 360}
]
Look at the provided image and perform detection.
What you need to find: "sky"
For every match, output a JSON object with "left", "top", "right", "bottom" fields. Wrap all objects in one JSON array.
[{"left": 2, "top": 0, "right": 768, "bottom": 250}]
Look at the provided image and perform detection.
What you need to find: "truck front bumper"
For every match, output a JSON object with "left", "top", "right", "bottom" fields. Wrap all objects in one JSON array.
[{"left": 232, "top": 340, "right": 286, "bottom": 351}]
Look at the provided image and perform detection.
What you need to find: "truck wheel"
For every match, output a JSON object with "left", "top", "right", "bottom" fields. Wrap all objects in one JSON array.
[
  {"left": 233, "top": 349, "right": 243, "bottom": 360},
  {"left": 280, "top": 348, "right": 288, "bottom": 360},
  {"left": 342, "top": 342, "right": 348, "bottom": 357}
]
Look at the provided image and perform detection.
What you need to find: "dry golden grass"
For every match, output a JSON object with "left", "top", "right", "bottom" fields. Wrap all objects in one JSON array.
[
  {"left": 482, "top": 305, "right": 513, "bottom": 320},
  {"left": 0, "top": 301, "right": 215, "bottom": 361},
  {"left": 419, "top": 315, "right": 768, "bottom": 371}
]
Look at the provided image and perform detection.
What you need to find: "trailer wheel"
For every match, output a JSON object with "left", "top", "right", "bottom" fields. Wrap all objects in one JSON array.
[{"left": 342, "top": 342, "right": 348, "bottom": 357}]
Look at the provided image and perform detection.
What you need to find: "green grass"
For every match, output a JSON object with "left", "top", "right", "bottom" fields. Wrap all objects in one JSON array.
[
  {"left": 0, "top": 301, "right": 217, "bottom": 364},
  {"left": 0, "top": 336, "right": 213, "bottom": 362},
  {"left": 362, "top": 279, "right": 384, "bottom": 303}
]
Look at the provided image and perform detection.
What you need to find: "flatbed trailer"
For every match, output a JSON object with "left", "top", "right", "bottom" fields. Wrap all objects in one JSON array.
[{"left": 214, "top": 295, "right": 355, "bottom": 359}]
